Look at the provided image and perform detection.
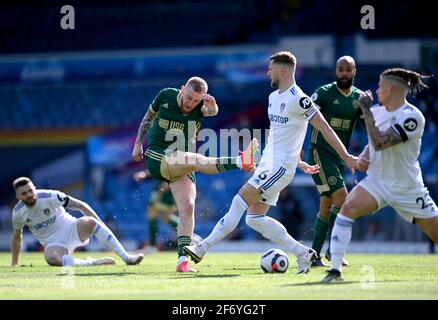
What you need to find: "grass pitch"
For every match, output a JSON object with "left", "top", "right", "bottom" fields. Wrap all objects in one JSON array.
[{"left": 0, "top": 252, "right": 437, "bottom": 300}]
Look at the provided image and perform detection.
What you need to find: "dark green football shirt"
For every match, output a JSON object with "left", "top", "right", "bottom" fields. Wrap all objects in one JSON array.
[
  {"left": 147, "top": 88, "right": 203, "bottom": 154},
  {"left": 309, "top": 82, "right": 363, "bottom": 160}
]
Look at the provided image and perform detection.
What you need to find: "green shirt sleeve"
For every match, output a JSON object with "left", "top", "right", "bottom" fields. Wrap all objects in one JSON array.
[
  {"left": 310, "top": 85, "right": 328, "bottom": 109},
  {"left": 150, "top": 89, "right": 165, "bottom": 113}
]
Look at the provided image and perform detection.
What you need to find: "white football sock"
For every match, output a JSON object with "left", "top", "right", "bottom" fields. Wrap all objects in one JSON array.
[
  {"left": 246, "top": 214, "right": 308, "bottom": 257},
  {"left": 201, "top": 194, "right": 248, "bottom": 252},
  {"left": 93, "top": 221, "right": 128, "bottom": 261},
  {"left": 62, "top": 255, "right": 93, "bottom": 267},
  {"left": 330, "top": 214, "right": 354, "bottom": 272}
]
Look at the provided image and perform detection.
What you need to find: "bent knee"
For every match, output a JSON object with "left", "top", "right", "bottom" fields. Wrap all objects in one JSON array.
[
  {"left": 45, "top": 255, "right": 63, "bottom": 266},
  {"left": 340, "top": 201, "right": 359, "bottom": 218},
  {"left": 76, "top": 217, "right": 98, "bottom": 238},
  {"left": 82, "top": 217, "right": 98, "bottom": 230}
]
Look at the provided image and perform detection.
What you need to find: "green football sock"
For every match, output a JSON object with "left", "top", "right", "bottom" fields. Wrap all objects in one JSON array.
[
  {"left": 149, "top": 218, "right": 159, "bottom": 246},
  {"left": 177, "top": 236, "right": 192, "bottom": 257},
  {"left": 326, "top": 206, "right": 341, "bottom": 254},
  {"left": 216, "top": 157, "right": 238, "bottom": 172},
  {"left": 311, "top": 212, "right": 329, "bottom": 256}
]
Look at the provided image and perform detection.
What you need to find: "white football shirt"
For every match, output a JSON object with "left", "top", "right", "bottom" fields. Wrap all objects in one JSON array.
[
  {"left": 262, "top": 83, "right": 317, "bottom": 165},
  {"left": 12, "top": 189, "right": 77, "bottom": 246},
  {"left": 368, "top": 101, "right": 425, "bottom": 189}
]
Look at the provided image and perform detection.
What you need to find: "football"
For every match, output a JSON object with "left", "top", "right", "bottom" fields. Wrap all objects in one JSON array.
[{"left": 260, "top": 248, "right": 289, "bottom": 273}]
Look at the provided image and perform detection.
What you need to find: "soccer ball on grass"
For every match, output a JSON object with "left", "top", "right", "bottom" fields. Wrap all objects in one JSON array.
[{"left": 260, "top": 248, "right": 289, "bottom": 273}]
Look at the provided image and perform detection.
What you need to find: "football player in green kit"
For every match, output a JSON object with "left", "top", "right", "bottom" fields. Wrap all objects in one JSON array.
[
  {"left": 132, "top": 76, "right": 258, "bottom": 272},
  {"left": 308, "top": 56, "right": 364, "bottom": 267}
]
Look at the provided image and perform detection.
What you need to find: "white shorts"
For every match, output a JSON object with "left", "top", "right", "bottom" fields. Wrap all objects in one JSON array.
[
  {"left": 44, "top": 219, "right": 90, "bottom": 255},
  {"left": 247, "top": 159, "right": 296, "bottom": 206},
  {"left": 359, "top": 176, "right": 438, "bottom": 223}
]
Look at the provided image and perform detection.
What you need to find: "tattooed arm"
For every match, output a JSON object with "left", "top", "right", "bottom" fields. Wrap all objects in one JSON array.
[
  {"left": 357, "top": 90, "right": 403, "bottom": 151},
  {"left": 132, "top": 107, "right": 158, "bottom": 162}
]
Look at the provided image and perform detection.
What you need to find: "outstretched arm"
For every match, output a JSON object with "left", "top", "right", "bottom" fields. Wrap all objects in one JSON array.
[
  {"left": 201, "top": 94, "right": 218, "bottom": 117},
  {"left": 11, "top": 229, "right": 22, "bottom": 267},
  {"left": 309, "top": 110, "right": 358, "bottom": 173},
  {"left": 67, "top": 197, "right": 102, "bottom": 222},
  {"left": 132, "top": 107, "right": 158, "bottom": 162},
  {"left": 356, "top": 90, "right": 403, "bottom": 151}
]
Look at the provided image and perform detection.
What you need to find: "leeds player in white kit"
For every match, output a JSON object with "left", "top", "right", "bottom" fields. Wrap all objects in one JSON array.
[
  {"left": 323, "top": 68, "right": 438, "bottom": 283},
  {"left": 184, "top": 51, "right": 358, "bottom": 273},
  {"left": 11, "top": 177, "right": 144, "bottom": 267}
]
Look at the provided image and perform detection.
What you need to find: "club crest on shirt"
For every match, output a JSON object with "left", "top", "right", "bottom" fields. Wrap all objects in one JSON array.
[
  {"left": 43, "top": 208, "right": 51, "bottom": 216},
  {"left": 352, "top": 100, "right": 361, "bottom": 109},
  {"left": 280, "top": 103, "right": 286, "bottom": 113},
  {"left": 352, "top": 99, "right": 359, "bottom": 109},
  {"left": 403, "top": 118, "right": 417, "bottom": 132}
]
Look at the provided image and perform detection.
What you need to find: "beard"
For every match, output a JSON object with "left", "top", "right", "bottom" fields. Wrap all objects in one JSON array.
[
  {"left": 336, "top": 77, "right": 353, "bottom": 89},
  {"left": 24, "top": 198, "right": 36, "bottom": 206},
  {"left": 271, "top": 79, "right": 279, "bottom": 89}
]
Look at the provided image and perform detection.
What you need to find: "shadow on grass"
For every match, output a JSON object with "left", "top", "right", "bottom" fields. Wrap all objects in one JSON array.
[
  {"left": 57, "top": 272, "right": 136, "bottom": 277},
  {"left": 223, "top": 267, "right": 260, "bottom": 271},
  {"left": 283, "top": 279, "right": 406, "bottom": 287},
  {"left": 169, "top": 274, "right": 241, "bottom": 279}
]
